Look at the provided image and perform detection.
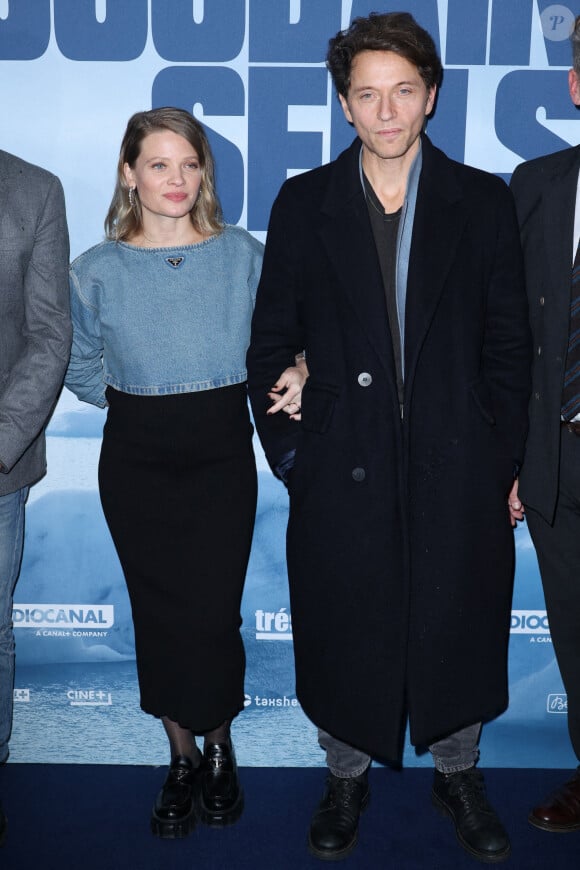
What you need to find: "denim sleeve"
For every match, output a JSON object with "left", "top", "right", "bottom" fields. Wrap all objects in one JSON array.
[{"left": 64, "top": 271, "right": 107, "bottom": 408}]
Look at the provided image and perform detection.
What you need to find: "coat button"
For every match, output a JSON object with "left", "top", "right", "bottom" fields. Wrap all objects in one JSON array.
[
  {"left": 358, "top": 372, "right": 372, "bottom": 387},
  {"left": 352, "top": 467, "right": 366, "bottom": 482},
  {"left": 539, "top": 296, "right": 545, "bottom": 306}
]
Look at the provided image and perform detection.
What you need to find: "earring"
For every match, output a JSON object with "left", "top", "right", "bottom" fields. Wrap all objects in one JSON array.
[{"left": 128, "top": 187, "right": 136, "bottom": 208}]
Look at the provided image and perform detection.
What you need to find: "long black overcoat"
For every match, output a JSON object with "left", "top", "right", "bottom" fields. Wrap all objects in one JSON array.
[{"left": 247, "top": 135, "right": 531, "bottom": 762}]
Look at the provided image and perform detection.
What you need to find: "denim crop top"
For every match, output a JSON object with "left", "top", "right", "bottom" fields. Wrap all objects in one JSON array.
[{"left": 65, "top": 226, "right": 264, "bottom": 407}]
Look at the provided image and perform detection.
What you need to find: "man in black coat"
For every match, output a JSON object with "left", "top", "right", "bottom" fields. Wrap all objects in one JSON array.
[
  {"left": 247, "top": 12, "right": 531, "bottom": 863},
  {"left": 510, "top": 14, "right": 580, "bottom": 835}
]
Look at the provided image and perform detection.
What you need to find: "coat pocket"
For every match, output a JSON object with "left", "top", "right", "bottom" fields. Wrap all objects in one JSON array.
[{"left": 301, "top": 381, "right": 340, "bottom": 434}]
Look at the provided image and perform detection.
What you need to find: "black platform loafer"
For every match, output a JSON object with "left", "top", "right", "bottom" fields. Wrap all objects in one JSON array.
[
  {"left": 150, "top": 755, "right": 196, "bottom": 839},
  {"left": 197, "top": 740, "right": 243, "bottom": 826},
  {"left": 308, "top": 772, "right": 370, "bottom": 861},
  {"left": 432, "top": 768, "right": 511, "bottom": 863}
]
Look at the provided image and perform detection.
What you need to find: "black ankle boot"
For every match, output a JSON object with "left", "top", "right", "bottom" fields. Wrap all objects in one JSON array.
[
  {"left": 197, "top": 740, "right": 243, "bottom": 826},
  {"left": 150, "top": 755, "right": 196, "bottom": 839},
  {"left": 308, "top": 772, "right": 370, "bottom": 861},
  {"left": 432, "top": 768, "right": 511, "bottom": 863}
]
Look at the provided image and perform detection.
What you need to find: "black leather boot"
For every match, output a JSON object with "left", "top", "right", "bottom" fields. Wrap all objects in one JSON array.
[
  {"left": 308, "top": 772, "right": 370, "bottom": 861},
  {"left": 150, "top": 755, "right": 196, "bottom": 838},
  {"left": 432, "top": 768, "right": 511, "bottom": 863},
  {"left": 197, "top": 740, "right": 243, "bottom": 826}
]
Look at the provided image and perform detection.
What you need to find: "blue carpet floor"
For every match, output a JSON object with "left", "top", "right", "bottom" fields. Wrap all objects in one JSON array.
[{"left": 1, "top": 765, "right": 579, "bottom": 868}]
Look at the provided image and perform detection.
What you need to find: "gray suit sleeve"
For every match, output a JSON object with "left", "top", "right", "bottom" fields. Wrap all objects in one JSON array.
[{"left": 0, "top": 175, "right": 72, "bottom": 472}]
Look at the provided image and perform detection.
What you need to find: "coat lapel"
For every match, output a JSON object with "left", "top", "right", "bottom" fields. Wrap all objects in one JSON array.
[
  {"left": 315, "top": 137, "right": 471, "bottom": 394},
  {"left": 318, "top": 138, "right": 395, "bottom": 379},
  {"left": 542, "top": 147, "right": 580, "bottom": 337},
  {"left": 403, "top": 137, "right": 469, "bottom": 396}
]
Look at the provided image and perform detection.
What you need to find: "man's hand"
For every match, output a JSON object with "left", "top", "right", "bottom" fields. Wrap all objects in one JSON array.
[{"left": 508, "top": 478, "right": 525, "bottom": 527}]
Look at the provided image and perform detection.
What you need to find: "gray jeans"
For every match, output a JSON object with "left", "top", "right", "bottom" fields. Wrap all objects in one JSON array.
[{"left": 319, "top": 722, "right": 482, "bottom": 777}]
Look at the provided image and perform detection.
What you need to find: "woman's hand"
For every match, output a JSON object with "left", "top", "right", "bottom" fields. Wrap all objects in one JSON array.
[{"left": 267, "top": 355, "right": 309, "bottom": 421}]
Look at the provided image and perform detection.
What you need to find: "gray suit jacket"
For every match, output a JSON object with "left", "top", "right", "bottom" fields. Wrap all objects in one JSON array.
[
  {"left": 0, "top": 149, "right": 71, "bottom": 495},
  {"left": 510, "top": 145, "right": 580, "bottom": 524}
]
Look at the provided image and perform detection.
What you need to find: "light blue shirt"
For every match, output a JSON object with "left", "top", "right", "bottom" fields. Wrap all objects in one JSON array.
[{"left": 66, "top": 225, "right": 264, "bottom": 407}]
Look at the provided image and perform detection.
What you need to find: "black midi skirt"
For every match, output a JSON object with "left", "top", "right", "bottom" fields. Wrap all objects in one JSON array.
[{"left": 98, "top": 383, "right": 257, "bottom": 732}]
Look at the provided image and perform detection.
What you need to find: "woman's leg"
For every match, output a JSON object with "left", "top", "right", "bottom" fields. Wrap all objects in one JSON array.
[{"left": 150, "top": 717, "right": 200, "bottom": 839}]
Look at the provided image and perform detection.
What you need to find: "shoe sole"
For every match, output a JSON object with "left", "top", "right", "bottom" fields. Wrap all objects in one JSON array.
[
  {"left": 307, "top": 790, "right": 370, "bottom": 862},
  {"left": 307, "top": 834, "right": 359, "bottom": 862},
  {"left": 528, "top": 812, "right": 580, "bottom": 833},
  {"left": 431, "top": 791, "right": 511, "bottom": 864},
  {"left": 150, "top": 806, "right": 196, "bottom": 839},
  {"left": 198, "top": 789, "right": 244, "bottom": 827}
]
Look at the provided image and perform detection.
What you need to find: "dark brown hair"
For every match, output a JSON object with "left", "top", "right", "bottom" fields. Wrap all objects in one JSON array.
[{"left": 326, "top": 12, "right": 443, "bottom": 98}]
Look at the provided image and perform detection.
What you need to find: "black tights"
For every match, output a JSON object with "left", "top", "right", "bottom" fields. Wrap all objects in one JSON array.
[{"left": 162, "top": 716, "right": 231, "bottom": 764}]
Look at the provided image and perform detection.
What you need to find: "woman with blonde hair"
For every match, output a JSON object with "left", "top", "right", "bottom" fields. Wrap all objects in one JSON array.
[{"left": 66, "top": 107, "right": 304, "bottom": 838}]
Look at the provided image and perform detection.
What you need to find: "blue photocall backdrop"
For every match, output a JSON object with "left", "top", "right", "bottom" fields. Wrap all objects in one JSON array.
[{"left": 2, "top": 0, "right": 579, "bottom": 768}]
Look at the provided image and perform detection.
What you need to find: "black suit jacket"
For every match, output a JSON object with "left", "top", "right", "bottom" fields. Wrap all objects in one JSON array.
[{"left": 511, "top": 146, "right": 580, "bottom": 523}]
